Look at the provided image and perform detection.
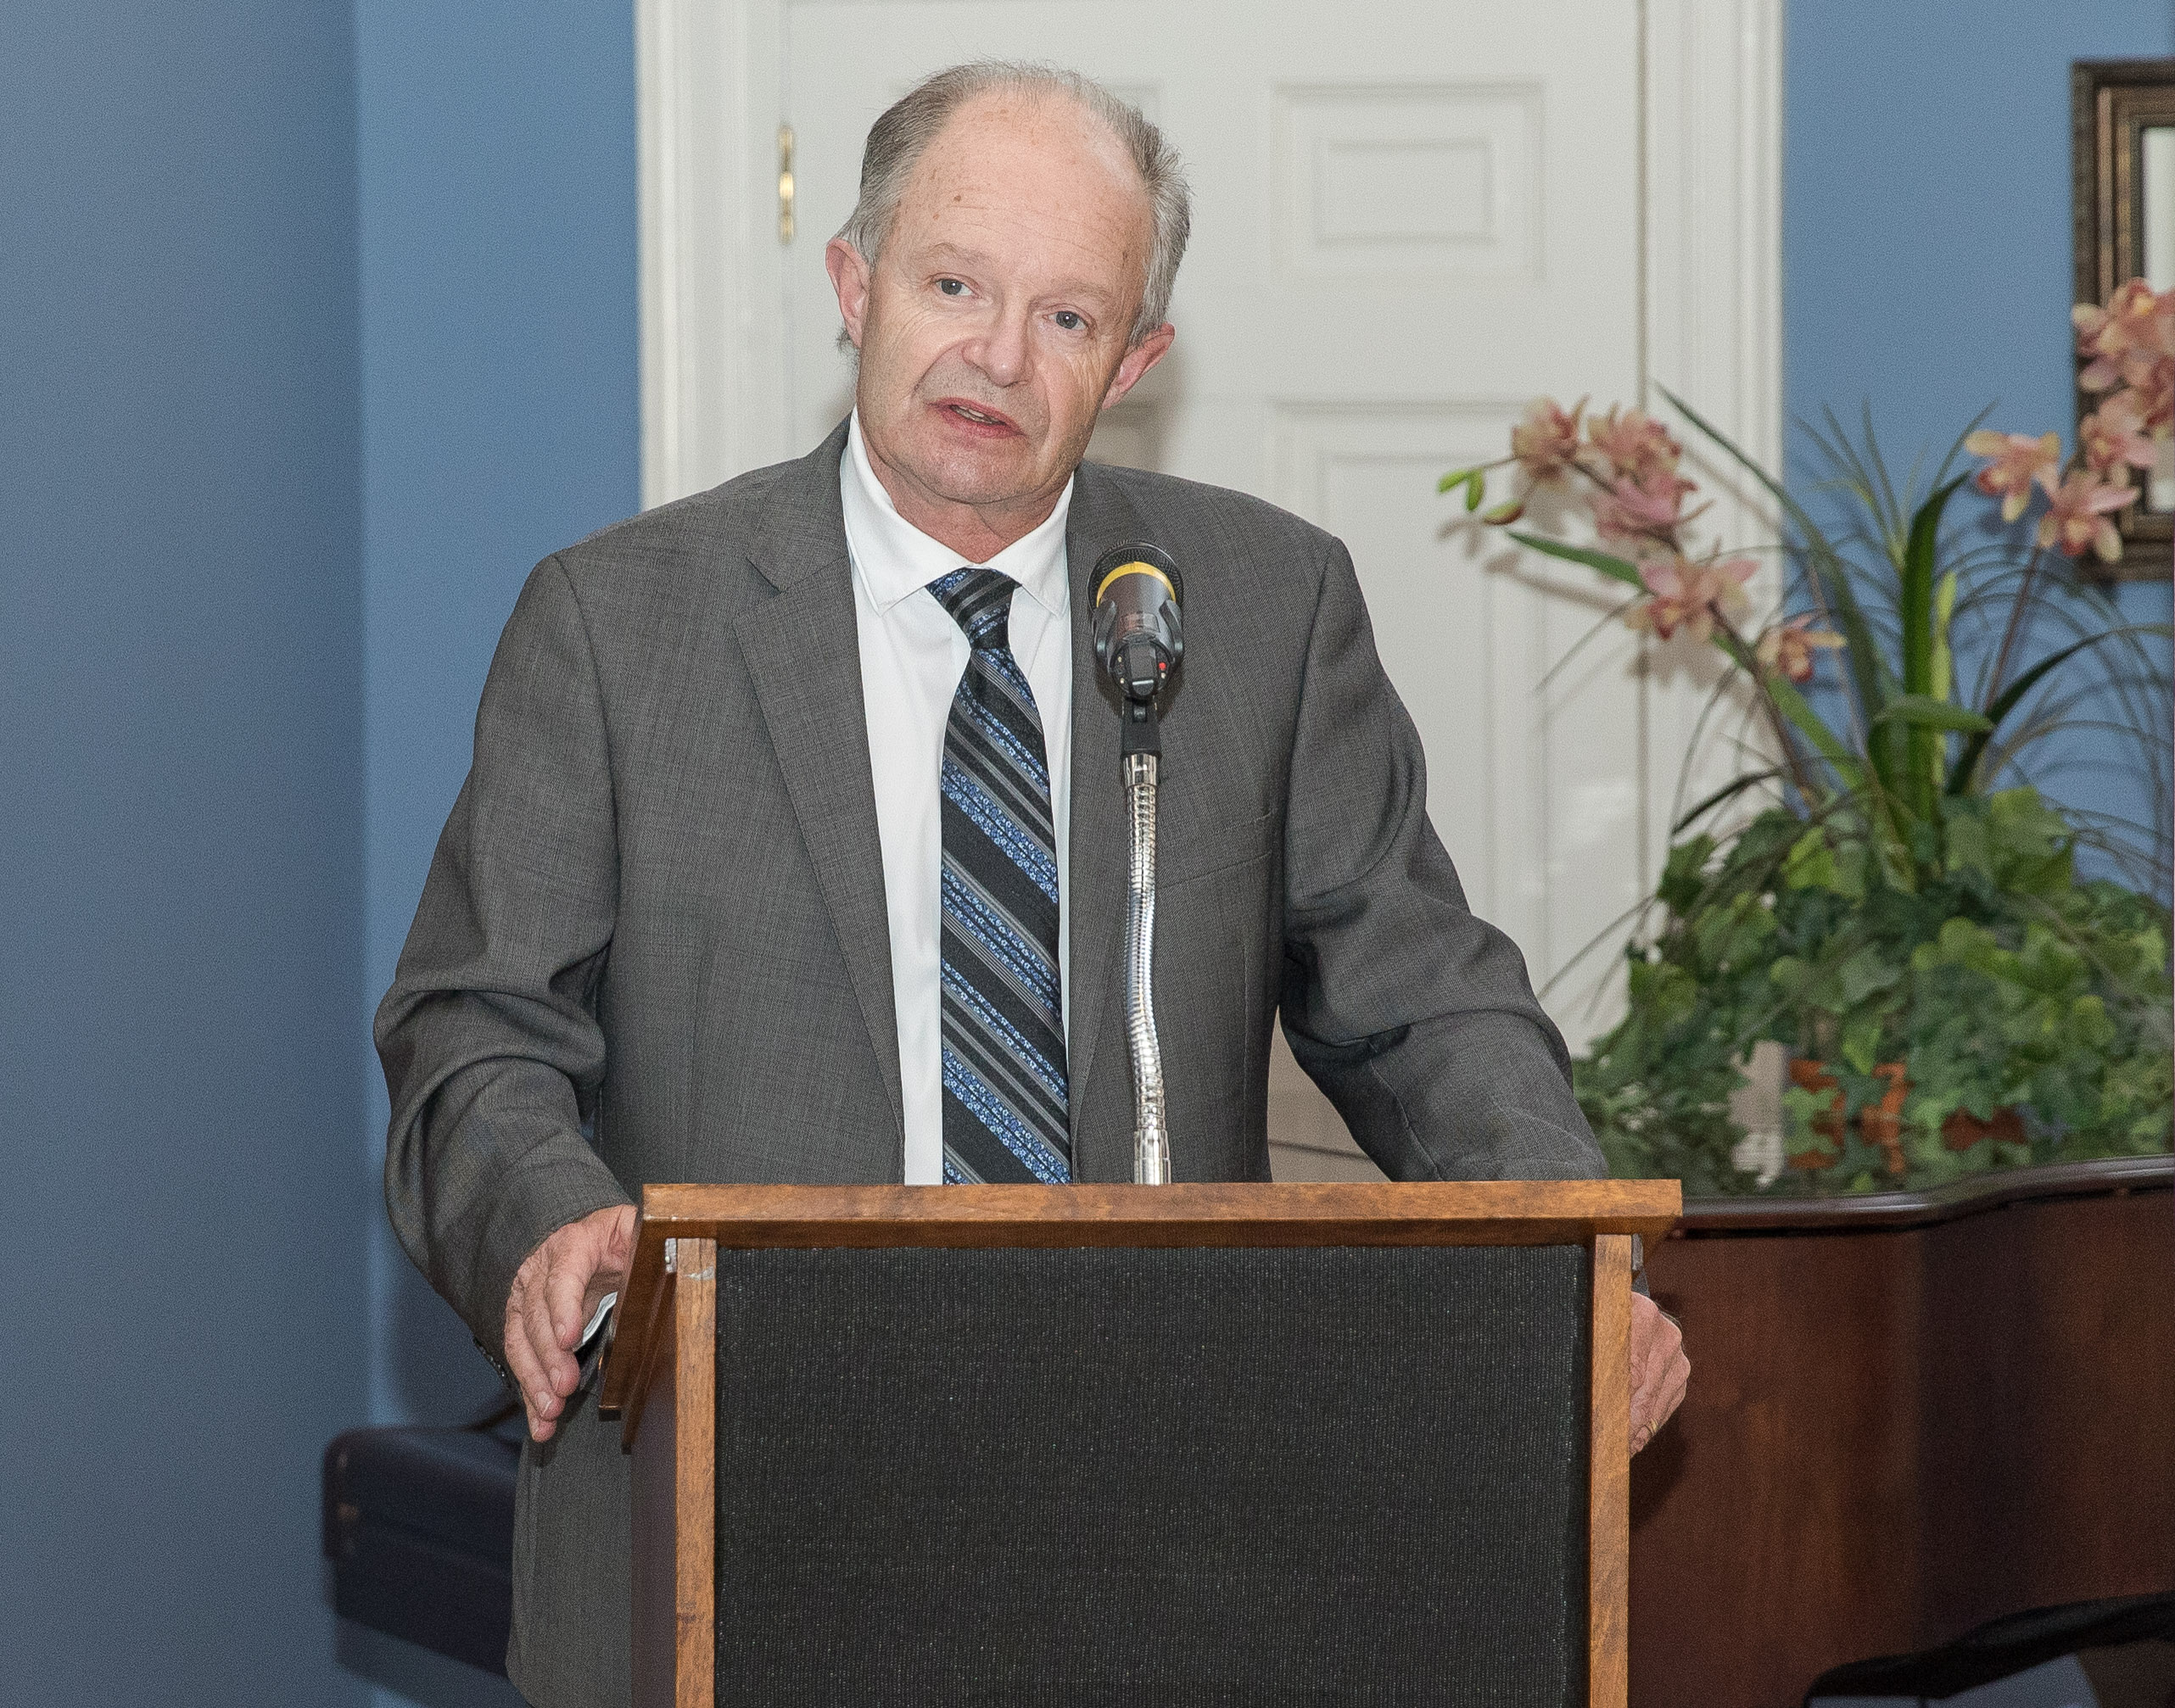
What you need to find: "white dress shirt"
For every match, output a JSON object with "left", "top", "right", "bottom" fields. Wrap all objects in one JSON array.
[{"left": 839, "top": 411, "right": 1075, "bottom": 1184}]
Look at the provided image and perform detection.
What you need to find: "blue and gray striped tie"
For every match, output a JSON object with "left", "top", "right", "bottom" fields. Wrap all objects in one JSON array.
[{"left": 928, "top": 567, "right": 1071, "bottom": 1185}]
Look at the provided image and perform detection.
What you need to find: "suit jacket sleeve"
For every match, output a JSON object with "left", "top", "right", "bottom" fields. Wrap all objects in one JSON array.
[
  {"left": 1278, "top": 535, "right": 1605, "bottom": 1182},
  {"left": 374, "top": 554, "right": 633, "bottom": 1360}
]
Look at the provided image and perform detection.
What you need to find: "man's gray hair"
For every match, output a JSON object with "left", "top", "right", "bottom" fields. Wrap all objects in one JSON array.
[{"left": 836, "top": 61, "right": 1191, "bottom": 345}]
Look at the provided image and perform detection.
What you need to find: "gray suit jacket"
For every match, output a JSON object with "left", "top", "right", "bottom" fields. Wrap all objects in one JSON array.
[{"left": 376, "top": 420, "right": 1602, "bottom": 1707}]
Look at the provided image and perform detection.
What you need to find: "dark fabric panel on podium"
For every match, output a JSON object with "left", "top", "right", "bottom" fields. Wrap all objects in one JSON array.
[{"left": 712, "top": 1244, "right": 1587, "bottom": 1706}]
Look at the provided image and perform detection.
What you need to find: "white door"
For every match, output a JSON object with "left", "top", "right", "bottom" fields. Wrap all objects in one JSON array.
[{"left": 641, "top": 0, "right": 1781, "bottom": 1178}]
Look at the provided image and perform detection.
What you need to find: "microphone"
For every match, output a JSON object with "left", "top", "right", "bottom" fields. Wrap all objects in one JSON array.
[{"left": 1090, "top": 544, "right": 1184, "bottom": 708}]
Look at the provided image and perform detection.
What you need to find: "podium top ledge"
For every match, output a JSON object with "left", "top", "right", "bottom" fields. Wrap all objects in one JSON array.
[
  {"left": 600, "top": 1181, "right": 1678, "bottom": 1425},
  {"left": 635, "top": 1179, "right": 1681, "bottom": 1248}
]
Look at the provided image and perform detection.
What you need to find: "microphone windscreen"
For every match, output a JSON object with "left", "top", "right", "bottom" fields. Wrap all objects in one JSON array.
[
  {"left": 1090, "top": 543, "right": 1184, "bottom": 703},
  {"left": 1089, "top": 542, "right": 1183, "bottom": 612}
]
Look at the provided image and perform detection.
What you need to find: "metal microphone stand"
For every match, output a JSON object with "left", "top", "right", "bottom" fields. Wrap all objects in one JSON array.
[{"left": 1121, "top": 703, "right": 1171, "bottom": 1185}]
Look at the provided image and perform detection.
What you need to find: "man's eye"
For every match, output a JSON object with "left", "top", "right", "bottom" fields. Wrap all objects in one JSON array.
[
  {"left": 1053, "top": 310, "right": 1083, "bottom": 331},
  {"left": 937, "top": 278, "right": 965, "bottom": 296}
]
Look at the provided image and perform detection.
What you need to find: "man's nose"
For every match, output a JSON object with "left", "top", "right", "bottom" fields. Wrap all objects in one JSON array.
[{"left": 964, "top": 306, "right": 1031, "bottom": 388}]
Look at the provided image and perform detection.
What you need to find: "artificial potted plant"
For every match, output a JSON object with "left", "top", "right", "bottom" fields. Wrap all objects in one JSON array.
[{"left": 1441, "top": 284, "right": 2173, "bottom": 1197}]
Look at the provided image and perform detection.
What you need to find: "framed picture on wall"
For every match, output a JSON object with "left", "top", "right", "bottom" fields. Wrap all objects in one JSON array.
[{"left": 2072, "top": 57, "right": 2175, "bottom": 580}]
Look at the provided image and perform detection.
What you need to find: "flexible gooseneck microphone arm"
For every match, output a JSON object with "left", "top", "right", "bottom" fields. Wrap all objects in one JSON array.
[
  {"left": 1090, "top": 545, "right": 1184, "bottom": 1186},
  {"left": 1120, "top": 746, "right": 1169, "bottom": 1185}
]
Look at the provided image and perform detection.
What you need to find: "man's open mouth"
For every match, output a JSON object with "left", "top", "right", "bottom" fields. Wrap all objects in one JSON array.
[{"left": 942, "top": 401, "right": 1015, "bottom": 430}]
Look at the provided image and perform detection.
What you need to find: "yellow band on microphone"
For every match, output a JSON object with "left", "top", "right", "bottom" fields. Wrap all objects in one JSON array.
[{"left": 1095, "top": 560, "right": 1177, "bottom": 606}]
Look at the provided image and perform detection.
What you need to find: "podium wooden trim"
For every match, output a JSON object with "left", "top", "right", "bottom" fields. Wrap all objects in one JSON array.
[{"left": 603, "top": 1180, "right": 1680, "bottom": 1708}]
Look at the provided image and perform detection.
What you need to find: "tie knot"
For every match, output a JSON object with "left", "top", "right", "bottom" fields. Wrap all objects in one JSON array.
[{"left": 930, "top": 567, "right": 1016, "bottom": 652}]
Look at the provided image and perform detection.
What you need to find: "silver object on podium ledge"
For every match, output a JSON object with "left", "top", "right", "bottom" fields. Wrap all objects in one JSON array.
[{"left": 1088, "top": 543, "right": 1184, "bottom": 1187}]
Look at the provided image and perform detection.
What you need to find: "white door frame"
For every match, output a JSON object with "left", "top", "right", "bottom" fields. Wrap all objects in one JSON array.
[{"left": 635, "top": 0, "right": 1783, "bottom": 892}]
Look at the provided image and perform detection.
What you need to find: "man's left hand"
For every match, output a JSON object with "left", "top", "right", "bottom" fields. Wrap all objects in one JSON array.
[{"left": 1629, "top": 1292, "right": 1689, "bottom": 1454}]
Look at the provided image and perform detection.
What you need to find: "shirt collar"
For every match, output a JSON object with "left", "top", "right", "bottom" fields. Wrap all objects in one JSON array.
[{"left": 841, "top": 410, "right": 1073, "bottom": 619}]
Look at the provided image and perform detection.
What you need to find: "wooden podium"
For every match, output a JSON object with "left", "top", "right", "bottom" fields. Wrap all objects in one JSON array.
[{"left": 600, "top": 1181, "right": 1679, "bottom": 1708}]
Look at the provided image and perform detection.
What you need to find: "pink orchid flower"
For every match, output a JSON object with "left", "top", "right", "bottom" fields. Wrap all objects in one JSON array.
[
  {"left": 2036, "top": 470, "right": 2138, "bottom": 561},
  {"left": 2073, "top": 279, "right": 2169, "bottom": 391},
  {"left": 2078, "top": 393, "right": 2159, "bottom": 482},
  {"left": 1585, "top": 405, "right": 1683, "bottom": 485},
  {"left": 1511, "top": 396, "right": 1585, "bottom": 483},
  {"left": 1964, "top": 430, "right": 2061, "bottom": 521},
  {"left": 2127, "top": 354, "right": 2174, "bottom": 432},
  {"left": 1625, "top": 554, "right": 1755, "bottom": 645},
  {"left": 1754, "top": 615, "right": 1845, "bottom": 684},
  {"left": 1593, "top": 470, "right": 1698, "bottom": 544}
]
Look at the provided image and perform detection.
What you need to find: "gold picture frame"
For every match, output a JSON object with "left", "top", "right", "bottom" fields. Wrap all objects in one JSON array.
[{"left": 2072, "top": 58, "right": 2175, "bottom": 580}]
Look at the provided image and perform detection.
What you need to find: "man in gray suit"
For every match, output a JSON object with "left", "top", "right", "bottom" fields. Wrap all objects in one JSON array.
[{"left": 379, "top": 60, "right": 1688, "bottom": 1707}]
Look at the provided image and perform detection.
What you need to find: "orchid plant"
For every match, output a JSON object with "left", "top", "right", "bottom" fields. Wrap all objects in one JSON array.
[{"left": 1440, "top": 283, "right": 2174, "bottom": 1194}]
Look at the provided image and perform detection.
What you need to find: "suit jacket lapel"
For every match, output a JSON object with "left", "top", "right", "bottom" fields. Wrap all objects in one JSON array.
[
  {"left": 735, "top": 421, "right": 906, "bottom": 1158},
  {"left": 1064, "top": 463, "right": 1148, "bottom": 1177}
]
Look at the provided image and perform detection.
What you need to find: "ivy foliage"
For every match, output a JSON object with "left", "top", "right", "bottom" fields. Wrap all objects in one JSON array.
[{"left": 1574, "top": 790, "right": 2172, "bottom": 1195}]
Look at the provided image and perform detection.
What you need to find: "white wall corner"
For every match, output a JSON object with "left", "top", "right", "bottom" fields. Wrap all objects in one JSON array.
[
  {"left": 639, "top": 0, "right": 782, "bottom": 509},
  {"left": 1643, "top": 0, "right": 1783, "bottom": 469},
  {"left": 1640, "top": 0, "right": 1786, "bottom": 867}
]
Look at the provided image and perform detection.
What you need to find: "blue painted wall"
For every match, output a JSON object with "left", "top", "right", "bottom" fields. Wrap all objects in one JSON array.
[
  {"left": 349, "top": 8, "right": 635, "bottom": 1698},
  {"left": 355, "top": 0, "right": 640, "bottom": 1435},
  {"left": 0, "top": 0, "right": 634, "bottom": 1699},
  {"left": 0, "top": 4, "right": 366, "bottom": 1703},
  {"left": 1784, "top": 0, "right": 2174, "bottom": 874},
  {"left": 347, "top": 1, "right": 640, "bottom": 1698}
]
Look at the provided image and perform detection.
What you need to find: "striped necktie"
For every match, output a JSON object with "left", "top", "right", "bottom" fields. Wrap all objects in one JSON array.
[{"left": 928, "top": 567, "right": 1071, "bottom": 1185}]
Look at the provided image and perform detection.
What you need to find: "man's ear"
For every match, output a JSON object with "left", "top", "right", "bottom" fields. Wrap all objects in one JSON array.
[
  {"left": 1101, "top": 322, "right": 1175, "bottom": 410},
  {"left": 826, "top": 237, "right": 870, "bottom": 350}
]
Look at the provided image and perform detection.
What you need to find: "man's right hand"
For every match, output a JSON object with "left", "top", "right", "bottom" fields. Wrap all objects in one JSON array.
[{"left": 502, "top": 1203, "right": 638, "bottom": 1442}]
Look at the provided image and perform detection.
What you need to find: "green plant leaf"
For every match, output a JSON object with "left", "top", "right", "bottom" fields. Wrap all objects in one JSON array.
[
  {"left": 1840, "top": 1010, "right": 1884, "bottom": 1076},
  {"left": 1899, "top": 477, "right": 1968, "bottom": 818},
  {"left": 1658, "top": 834, "right": 1719, "bottom": 914},
  {"left": 1931, "top": 569, "right": 1958, "bottom": 705},
  {"left": 1837, "top": 943, "right": 1902, "bottom": 1007},
  {"left": 1872, "top": 695, "right": 1993, "bottom": 734},
  {"left": 1464, "top": 472, "right": 1488, "bottom": 512},
  {"left": 1506, "top": 530, "right": 1646, "bottom": 589},
  {"left": 1437, "top": 466, "right": 1482, "bottom": 494},
  {"left": 1783, "top": 827, "right": 1854, "bottom": 896},
  {"left": 1949, "top": 623, "right": 2175, "bottom": 795},
  {"left": 1941, "top": 801, "right": 1989, "bottom": 876},
  {"left": 1899, "top": 479, "right": 1963, "bottom": 701},
  {"left": 1672, "top": 768, "right": 1785, "bottom": 834}
]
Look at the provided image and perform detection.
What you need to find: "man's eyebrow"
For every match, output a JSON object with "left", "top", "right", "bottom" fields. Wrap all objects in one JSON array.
[{"left": 915, "top": 240, "right": 1124, "bottom": 308}]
